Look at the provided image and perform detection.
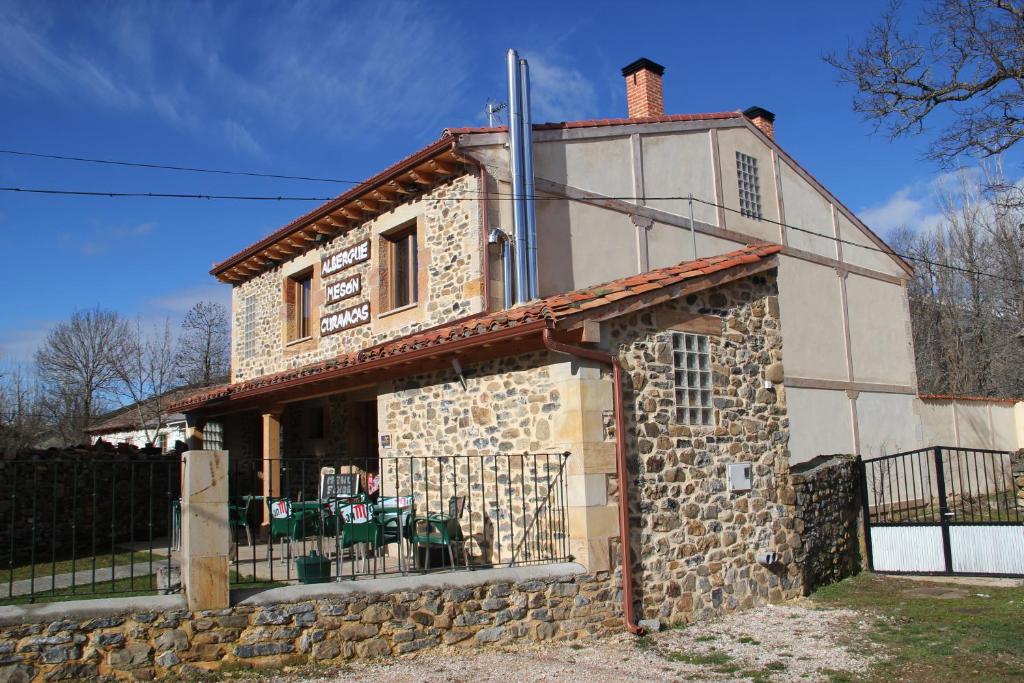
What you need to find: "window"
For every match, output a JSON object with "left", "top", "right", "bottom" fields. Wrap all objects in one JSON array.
[
  {"left": 385, "top": 225, "right": 418, "bottom": 311},
  {"left": 672, "top": 332, "right": 713, "bottom": 426},
  {"left": 205, "top": 421, "right": 224, "bottom": 451},
  {"left": 736, "top": 151, "right": 762, "bottom": 219},
  {"left": 243, "top": 294, "right": 256, "bottom": 358},
  {"left": 287, "top": 271, "right": 313, "bottom": 341}
]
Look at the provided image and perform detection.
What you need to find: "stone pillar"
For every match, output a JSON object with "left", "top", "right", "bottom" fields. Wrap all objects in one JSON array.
[
  {"left": 181, "top": 449, "right": 230, "bottom": 611},
  {"left": 551, "top": 360, "right": 619, "bottom": 572},
  {"left": 184, "top": 414, "right": 206, "bottom": 451},
  {"left": 1014, "top": 401, "right": 1024, "bottom": 451},
  {"left": 262, "top": 410, "right": 283, "bottom": 527}
]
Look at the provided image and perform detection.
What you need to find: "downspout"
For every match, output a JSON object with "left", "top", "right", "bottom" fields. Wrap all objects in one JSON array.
[
  {"left": 540, "top": 326, "right": 643, "bottom": 635},
  {"left": 488, "top": 228, "right": 514, "bottom": 310}
]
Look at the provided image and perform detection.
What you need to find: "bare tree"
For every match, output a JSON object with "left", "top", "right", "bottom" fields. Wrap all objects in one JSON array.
[
  {"left": 827, "top": 1, "right": 1024, "bottom": 167},
  {"left": 114, "top": 319, "right": 179, "bottom": 448},
  {"left": 0, "top": 360, "right": 48, "bottom": 454},
  {"left": 176, "top": 301, "right": 230, "bottom": 387},
  {"left": 895, "top": 165, "right": 1024, "bottom": 397},
  {"left": 35, "top": 307, "right": 129, "bottom": 444}
]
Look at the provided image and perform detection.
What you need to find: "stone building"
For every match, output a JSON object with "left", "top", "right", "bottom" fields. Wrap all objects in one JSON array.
[{"left": 169, "top": 56, "right": 1015, "bottom": 628}]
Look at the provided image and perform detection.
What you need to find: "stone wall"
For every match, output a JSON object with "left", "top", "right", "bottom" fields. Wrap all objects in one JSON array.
[
  {"left": 787, "top": 454, "right": 863, "bottom": 594},
  {"left": 605, "top": 271, "right": 803, "bottom": 625},
  {"left": 231, "top": 173, "right": 485, "bottom": 382},
  {"left": 377, "top": 353, "right": 569, "bottom": 566},
  {"left": 0, "top": 569, "right": 616, "bottom": 681}
]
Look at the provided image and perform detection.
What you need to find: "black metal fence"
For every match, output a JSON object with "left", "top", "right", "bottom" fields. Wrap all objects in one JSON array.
[
  {"left": 863, "top": 446, "right": 1022, "bottom": 525},
  {"left": 0, "top": 454, "right": 180, "bottom": 604},
  {"left": 228, "top": 452, "right": 571, "bottom": 585}
]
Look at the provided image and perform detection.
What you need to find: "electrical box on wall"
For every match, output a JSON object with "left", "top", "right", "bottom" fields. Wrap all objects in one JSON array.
[{"left": 727, "top": 462, "right": 752, "bottom": 492}]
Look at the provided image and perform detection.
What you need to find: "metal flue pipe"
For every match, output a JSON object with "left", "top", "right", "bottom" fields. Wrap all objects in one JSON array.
[
  {"left": 488, "top": 228, "right": 514, "bottom": 310},
  {"left": 519, "top": 57, "right": 539, "bottom": 300},
  {"left": 506, "top": 49, "right": 530, "bottom": 305}
]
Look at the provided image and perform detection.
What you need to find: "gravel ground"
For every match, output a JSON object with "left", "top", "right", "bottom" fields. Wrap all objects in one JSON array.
[{"left": 230, "top": 599, "right": 879, "bottom": 683}]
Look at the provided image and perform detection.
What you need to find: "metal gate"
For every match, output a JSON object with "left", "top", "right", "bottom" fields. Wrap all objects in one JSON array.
[{"left": 862, "top": 446, "right": 1024, "bottom": 576}]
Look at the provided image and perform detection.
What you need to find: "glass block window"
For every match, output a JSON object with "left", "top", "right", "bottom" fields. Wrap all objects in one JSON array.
[
  {"left": 736, "top": 151, "right": 762, "bottom": 219},
  {"left": 242, "top": 295, "right": 256, "bottom": 359},
  {"left": 672, "top": 332, "right": 714, "bottom": 426},
  {"left": 204, "top": 421, "right": 224, "bottom": 451}
]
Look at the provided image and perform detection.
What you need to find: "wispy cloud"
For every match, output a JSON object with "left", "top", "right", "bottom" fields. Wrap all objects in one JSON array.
[
  {"left": 148, "top": 284, "right": 231, "bottom": 315},
  {"left": 57, "top": 221, "right": 156, "bottom": 258},
  {"left": 858, "top": 168, "right": 985, "bottom": 237},
  {"left": 0, "top": 2, "right": 471, "bottom": 147},
  {"left": 522, "top": 52, "right": 598, "bottom": 123}
]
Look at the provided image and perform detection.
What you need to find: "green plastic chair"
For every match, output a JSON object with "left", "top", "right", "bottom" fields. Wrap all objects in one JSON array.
[
  {"left": 332, "top": 500, "right": 384, "bottom": 576},
  {"left": 410, "top": 510, "right": 467, "bottom": 571},
  {"left": 266, "top": 497, "right": 321, "bottom": 561},
  {"left": 229, "top": 503, "right": 250, "bottom": 546}
]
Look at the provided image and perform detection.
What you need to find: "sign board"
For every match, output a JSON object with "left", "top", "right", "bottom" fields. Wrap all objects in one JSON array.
[
  {"left": 321, "top": 239, "right": 370, "bottom": 277},
  {"left": 320, "top": 471, "right": 360, "bottom": 500},
  {"left": 320, "top": 302, "right": 370, "bottom": 337},
  {"left": 379, "top": 433, "right": 392, "bottom": 450},
  {"left": 324, "top": 274, "right": 362, "bottom": 305}
]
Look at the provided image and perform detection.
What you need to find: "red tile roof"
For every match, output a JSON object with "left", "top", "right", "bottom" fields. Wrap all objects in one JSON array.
[
  {"left": 918, "top": 394, "right": 1021, "bottom": 404},
  {"left": 171, "top": 243, "right": 781, "bottom": 412},
  {"left": 444, "top": 111, "right": 742, "bottom": 136}
]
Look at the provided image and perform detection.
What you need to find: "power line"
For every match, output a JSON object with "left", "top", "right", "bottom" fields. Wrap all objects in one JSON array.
[
  {"left": 3, "top": 181, "right": 1022, "bottom": 287},
  {"left": 0, "top": 148, "right": 363, "bottom": 185}
]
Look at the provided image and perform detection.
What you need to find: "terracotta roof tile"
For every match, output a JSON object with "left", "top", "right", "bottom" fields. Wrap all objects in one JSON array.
[{"left": 170, "top": 243, "right": 780, "bottom": 412}]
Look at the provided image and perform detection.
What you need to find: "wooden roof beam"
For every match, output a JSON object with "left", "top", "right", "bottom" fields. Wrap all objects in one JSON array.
[
  {"left": 409, "top": 169, "right": 434, "bottom": 186},
  {"left": 389, "top": 180, "right": 418, "bottom": 195},
  {"left": 357, "top": 198, "right": 380, "bottom": 212},
  {"left": 429, "top": 160, "right": 455, "bottom": 175}
]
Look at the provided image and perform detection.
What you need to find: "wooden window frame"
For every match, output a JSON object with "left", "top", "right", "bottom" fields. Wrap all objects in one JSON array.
[
  {"left": 286, "top": 268, "right": 314, "bottom": 343},
  {"left": 382, "top": 223, "right": 418, "bottom": 313}
]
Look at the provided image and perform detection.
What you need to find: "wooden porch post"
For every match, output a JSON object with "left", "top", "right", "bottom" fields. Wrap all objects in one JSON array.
[
  {"left": 262, "top": 409, "right": 283, "bottom": 527},
  {"left": 184, "top": 413, "right": 206, "bottom": 451}
]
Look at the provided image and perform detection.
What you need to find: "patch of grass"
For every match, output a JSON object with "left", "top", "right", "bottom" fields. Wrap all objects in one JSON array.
[
  {"left": 695, "top": 634, "right": 717, "bottom": 642},
  {"left": 813, "top": 572, "right": 1024, "bottom": 683},
  {"left": 633, "top": 635, "right": 654, "bottom": 650},
  {"left": 0, "top": 573, "right": 157, "bottom": 605},
  {"left": 736, "top": 635, "right": 760, "bottom": 644},
  {"left": 4, "top": 550, "right": 158, "bottom": 582},
  {"left": 764, "top": 661, "right": 786, "bottom": 671},
  {"left": 663, "top": 649, "right": 732, "bottom": 666},
  {"left": 819, "top": 670, "right": 856, "bottom": 683}
]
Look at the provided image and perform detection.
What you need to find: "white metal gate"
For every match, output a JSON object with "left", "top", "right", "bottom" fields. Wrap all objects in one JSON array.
[{"left": 862, "top": 447, "right": 1024, "bottom": 576}]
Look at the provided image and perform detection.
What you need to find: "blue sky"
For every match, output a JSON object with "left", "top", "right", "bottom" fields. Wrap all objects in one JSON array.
[{"left": 0, "top": 0, "right": 1019, "bottom": 362}]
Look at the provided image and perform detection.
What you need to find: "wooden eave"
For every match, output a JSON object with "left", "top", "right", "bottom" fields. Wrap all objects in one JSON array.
[{"left": 214, "top": 139, "right": 465, "bottom": 284}]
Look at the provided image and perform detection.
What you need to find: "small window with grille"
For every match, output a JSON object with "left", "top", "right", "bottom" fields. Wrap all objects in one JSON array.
[
  {"left": 672, "top": 332, "right": 714, "bottom": 426},
  {"left": 736, "top": 151, "right": 762, "bottom": 219},
  {"left": 243, "top": 295, "right": 257, "bottom": 359}
]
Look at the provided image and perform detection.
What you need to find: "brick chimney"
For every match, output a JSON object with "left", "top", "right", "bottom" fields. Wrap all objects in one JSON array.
[
  {"left": 743, "top": 106, "right": 776, "bottom": 139},
  {"left": 622, "top": 58, "right": 665, "bottom": 118}
]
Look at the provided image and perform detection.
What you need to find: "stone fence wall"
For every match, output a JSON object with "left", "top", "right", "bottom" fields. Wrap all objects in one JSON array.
[
  {"left": 0, "top": 566, "right": 615, "bottom": 681},
  {"left": 787, "top": 454, "right": 863, "bottom": 594}
]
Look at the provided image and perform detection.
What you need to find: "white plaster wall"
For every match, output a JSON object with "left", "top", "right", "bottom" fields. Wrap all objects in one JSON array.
[
  {"left": 957, "top": 402, "right": 995, "bottom": 449},
  {"left": 912, "top": 400, "right": 957, "bottom": 447},
  {"left": 778, "top": 161, "right": 835, "bottom": 259},
  {"left": 640, "top": 131, "right": 717, "bottom": 225},
  {"left": 857, "top": 392, "right": 919, "bottom": 459},
  {"left": 646, "top": 226, "right": 738, "bottom": 270},
  {"left": 844, "top": 274, "right": 916, "bottom": 386},
  {"left": 786, "top": 387, "right": 854, "bottom": 463},
  {"left": 989, "top": 404, "right": 1018, "bottom": 450},
  {"left": 776, "top": 256, "right": 848, "bottom": 381},
  {"left": 837, "top": 212, "right": 906, "bottom": 276},
  {"left": 536, "top": 196, "right": 637, "bottom": 296},
  {"left": 92, "top": 423, "right": 187, "bottom": 450},
  {"left": 715, "top": 127, "right": 780, "bottom": 244},
  {"left": 534, "top": 137, "right": 633, "bottom": 199}
]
